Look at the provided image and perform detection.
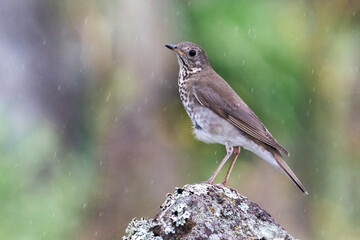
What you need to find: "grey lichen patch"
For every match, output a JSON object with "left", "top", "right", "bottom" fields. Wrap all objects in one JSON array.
[
  {"left": 123, "top": 218, "right": 163, "bottom": 240},
  {"left": 123, "top": 184, "right": 295, "bottom": 240},
  {"left": 170, "top": 202, "right": 191, "bottom": 227}
]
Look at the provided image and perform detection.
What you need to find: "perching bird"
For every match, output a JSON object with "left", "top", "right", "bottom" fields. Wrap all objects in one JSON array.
[{"left": 165, "top": 41, "right": 308, "bottom": 195}]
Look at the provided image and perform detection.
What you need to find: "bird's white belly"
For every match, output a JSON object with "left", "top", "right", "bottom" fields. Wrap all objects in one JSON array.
[
  {"left": 189, "top": 104, "right": 241, "bottom": 144},
  {"left": 190, "top": 105, "right": 280, "bottom": 169}
]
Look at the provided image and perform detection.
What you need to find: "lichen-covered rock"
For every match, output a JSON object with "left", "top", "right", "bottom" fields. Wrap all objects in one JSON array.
[{"left": 123, "top": 184, "right": 294, "bottom": 240}]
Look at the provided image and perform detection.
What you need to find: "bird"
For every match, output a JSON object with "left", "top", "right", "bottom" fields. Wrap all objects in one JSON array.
[{"left": 165, "top": 41, "right": 308, "bottom": 195}]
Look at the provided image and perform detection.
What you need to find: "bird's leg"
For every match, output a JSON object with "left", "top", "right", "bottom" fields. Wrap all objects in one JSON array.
[
  {"left": 222, "top": 146, "right": 241, "bottom": 187},
  {"left": 206, "top": 143, "right": 233, "bottom": 184}
]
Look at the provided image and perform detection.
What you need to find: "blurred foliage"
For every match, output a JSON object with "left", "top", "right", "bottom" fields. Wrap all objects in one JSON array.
[
  {"left": 0, "top": 107, "right": 100, "bottom": 239},
  {"left": 0, "top": 0, "right": 359, "bottom": 239}
]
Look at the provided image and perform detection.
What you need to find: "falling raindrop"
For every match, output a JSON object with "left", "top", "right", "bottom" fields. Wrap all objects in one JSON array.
[{"left": 106, "top": 93, "right": 112, "bottom": 102}]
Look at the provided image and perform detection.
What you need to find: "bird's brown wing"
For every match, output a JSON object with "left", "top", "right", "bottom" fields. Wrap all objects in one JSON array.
[{"left": 193, "top": 73, "right": 289, "bottom": 156}]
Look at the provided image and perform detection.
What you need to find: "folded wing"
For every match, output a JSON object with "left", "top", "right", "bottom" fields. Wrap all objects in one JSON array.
[{"left": 194, "top": 74, "right": 289, "bottom": 156}]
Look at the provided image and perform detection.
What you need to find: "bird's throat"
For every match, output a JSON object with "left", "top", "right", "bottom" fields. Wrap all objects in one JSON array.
[{"left": 178, "top": 65, "right": 202, "bottom": 82}]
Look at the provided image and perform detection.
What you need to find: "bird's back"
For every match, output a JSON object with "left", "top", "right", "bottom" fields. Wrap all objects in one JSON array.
[{"left": 194, "top": 68, "right": 289, "bottom": 156}]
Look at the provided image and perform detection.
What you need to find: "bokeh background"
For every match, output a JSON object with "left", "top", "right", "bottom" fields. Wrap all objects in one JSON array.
[{"left": 1, "top": 0, "right": 360, "bottom": 239}]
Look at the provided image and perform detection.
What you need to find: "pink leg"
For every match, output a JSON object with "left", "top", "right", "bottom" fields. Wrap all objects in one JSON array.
[
  {"left": 207, "top": 143, "right": 233, "bottom": 184},
  {"left": 222, "top": 146, "right": 241, "bottom": 186}
]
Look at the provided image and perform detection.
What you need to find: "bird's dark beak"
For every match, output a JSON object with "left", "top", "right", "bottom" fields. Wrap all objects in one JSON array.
[
  {"left": 165, "top": 44, "right": 185, "bottom": 55},
  {"left": 165, "top": 44, "right": 177, "bottom": 50}
]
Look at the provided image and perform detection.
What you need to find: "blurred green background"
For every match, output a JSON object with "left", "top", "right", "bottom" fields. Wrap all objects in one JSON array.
[{"left": 0, "top": 0, "right": 359, "bottom": 239}]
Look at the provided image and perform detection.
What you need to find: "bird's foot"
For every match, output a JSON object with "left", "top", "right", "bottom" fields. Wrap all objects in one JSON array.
[
  {"left": 221, "top": 181, "right": 228, "bottom": 188},
  {"left": 196, "top": 180, "right": 214, "bottom": 185},
  {"left": 220, "top": 182, "right": 236, "bottom": 192},
  {"left": 205, "top": 180, "right": 215, "bottom": 185},
  {"left": 204, "top": 177, "right": 216, "bottom": 185}
]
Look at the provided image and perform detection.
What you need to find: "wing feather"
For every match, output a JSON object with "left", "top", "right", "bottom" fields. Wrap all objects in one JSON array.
[{"left": 194, "top": 76, "right": 289, "bottom": 156}]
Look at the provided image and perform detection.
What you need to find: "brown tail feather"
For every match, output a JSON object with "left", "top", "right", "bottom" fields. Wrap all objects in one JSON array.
[{"left": 272, "top": 150, "right": 308, "bottom": 195}]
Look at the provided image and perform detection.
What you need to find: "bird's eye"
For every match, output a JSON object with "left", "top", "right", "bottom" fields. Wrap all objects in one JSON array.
[{"left": 189, "top": 50, "right": 196, "bottom": 57}]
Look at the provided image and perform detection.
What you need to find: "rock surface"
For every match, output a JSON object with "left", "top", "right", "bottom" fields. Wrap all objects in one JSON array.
[{"left": 123, "top": 184, "right": 294, "bottom": 240}]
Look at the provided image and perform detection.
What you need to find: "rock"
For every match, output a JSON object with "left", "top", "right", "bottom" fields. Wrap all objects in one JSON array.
[{"left": 123, "top": 184, "right": 294, "bottom": 240}]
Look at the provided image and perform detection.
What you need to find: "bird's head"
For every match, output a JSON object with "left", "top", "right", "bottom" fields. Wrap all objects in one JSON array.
[{"left": 165, "top": 41, "right": 210, "bottom": 73}]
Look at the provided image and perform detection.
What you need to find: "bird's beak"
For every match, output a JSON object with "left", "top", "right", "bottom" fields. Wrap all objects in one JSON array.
[
  {"left": 165, "top": 44, "right": 185, "bottom": 55},
  {"left": 165, "top": 44, "right": 176, "bottom": 50}
]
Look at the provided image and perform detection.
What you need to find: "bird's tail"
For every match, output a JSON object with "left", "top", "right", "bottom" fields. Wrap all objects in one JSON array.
[{"left": 272, "top": 150, "right": 308, "bottom": 195}]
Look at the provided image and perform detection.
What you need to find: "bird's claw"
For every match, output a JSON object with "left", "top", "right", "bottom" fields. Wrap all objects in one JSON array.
[
  {"left": 220, "top": 182, "right": 236, "bottom": 192},
  {"left": 196, "top": 180, "right": 214, "bottom": 185}
]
